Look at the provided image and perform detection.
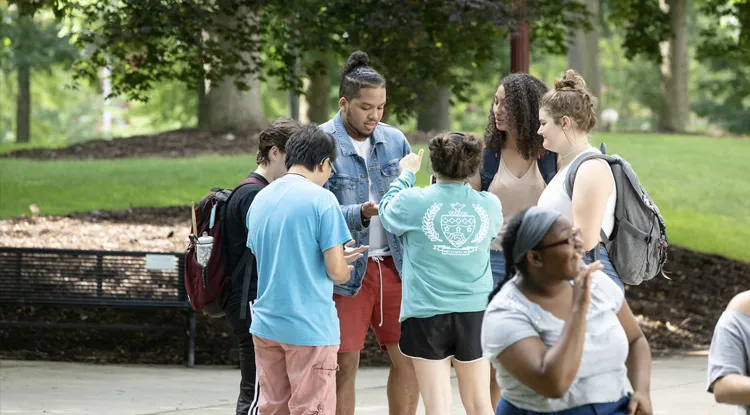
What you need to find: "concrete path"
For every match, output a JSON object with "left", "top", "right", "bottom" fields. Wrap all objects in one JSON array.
[{"left": 0, "top": 354, "right": 736, "bottom": 414}]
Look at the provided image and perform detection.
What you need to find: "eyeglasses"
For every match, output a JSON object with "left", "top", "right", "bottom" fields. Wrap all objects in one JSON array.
[
  {"left": 323, "top": 158, "right": 337, "bottom": 178},
  {"left": 535, "top": 228, "right": 581, "bottom": 251}
]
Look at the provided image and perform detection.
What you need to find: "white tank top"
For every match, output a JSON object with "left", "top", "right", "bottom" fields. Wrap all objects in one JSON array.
[{"left": 537, "top": 148, "right": 616, "bottom": 240}]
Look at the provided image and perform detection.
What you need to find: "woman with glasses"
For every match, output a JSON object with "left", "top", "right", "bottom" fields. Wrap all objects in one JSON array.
[
  {"left": 481, "top": 206, "right": 652, "bottom": 415},
  {"left": 379, "top": 132, "right": 503, "bottom": 415}
]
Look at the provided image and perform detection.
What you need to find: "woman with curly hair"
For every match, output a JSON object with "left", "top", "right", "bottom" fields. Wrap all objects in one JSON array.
[
  {"left": 379, "top": 132, "right": 503, "bottom": 415},
  {"left": 474, "top": 73, "right": 557, "bottom": 286},
  {"left": 471, "top": 73, "right": 558, "bottom": 408}
]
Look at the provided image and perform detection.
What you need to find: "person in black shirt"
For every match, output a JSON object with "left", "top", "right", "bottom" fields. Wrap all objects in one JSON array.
[{"left": 222, "top": 117, "right": 302, "bottom": 415}]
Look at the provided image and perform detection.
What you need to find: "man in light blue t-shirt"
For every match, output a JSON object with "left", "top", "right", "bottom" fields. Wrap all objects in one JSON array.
[{"left": 246, "top": 124, "right": 367, "bottom": 415}]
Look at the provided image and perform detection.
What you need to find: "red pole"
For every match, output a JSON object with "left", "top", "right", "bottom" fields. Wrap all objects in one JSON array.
[{"left": 510, "top": 0, "right": 530, "bottom": 73}]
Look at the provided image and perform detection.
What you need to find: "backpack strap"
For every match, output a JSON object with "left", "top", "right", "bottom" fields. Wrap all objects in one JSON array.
[
  {"left": 565, "top": 151, "right": 614, "bottom": 258},
  {"left": 481, "top": 148, "right": 501, "bottom": 191},
  {"left": 537, "top": 152, "right": 558, "bottom": 184},
  {"left": 236, "top": 176, "right": 266, "bottom": 189},
  {"left": 564, "top": 153, "right": 613, "bottom": 199},
  {"left": 229, "top": 175, "right": 266, "bottom": 320},
  {"left": 237, "top": 251, "right": 255, "bottom": 320}
]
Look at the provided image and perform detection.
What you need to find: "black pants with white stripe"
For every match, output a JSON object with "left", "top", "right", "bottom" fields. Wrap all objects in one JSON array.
[{"left": 224, "top": 297, "right": 259, "bottom": 415}]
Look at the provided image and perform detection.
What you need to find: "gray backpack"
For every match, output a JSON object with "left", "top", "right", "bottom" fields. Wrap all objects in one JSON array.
[{"left": 565, "top": 148, "right": 669, "bottom": 285}]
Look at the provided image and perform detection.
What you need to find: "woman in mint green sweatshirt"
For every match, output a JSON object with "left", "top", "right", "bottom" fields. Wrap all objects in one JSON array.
[{"left": 379, "top": 132, "right": 503, "bottom": 415}]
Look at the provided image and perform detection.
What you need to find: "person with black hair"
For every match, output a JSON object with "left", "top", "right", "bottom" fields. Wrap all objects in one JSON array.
[
  {"left": 473, "top": 73, "right": 555, "bottom": 287},
  {"left": 320, "top": 51, "right": 419, "bottom": 415},
  {"left": 470, "top": 73, "right": 556, "bottom": 407},
  {"left": 379, "top": 132, "right": 503, "bottom": 415},
  {"left": 481, "top": 207, "right": 653, "bottom": 415},
  {"left": 246, "top": 124, "right": 368, "bottom": 415},
  {"left": 222, "top": 117, "right": 301, "bottom": 415}
]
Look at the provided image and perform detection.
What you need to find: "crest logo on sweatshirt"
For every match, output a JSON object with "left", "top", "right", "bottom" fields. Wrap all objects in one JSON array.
[{"left": 422, "top": 202, "right": 489, "bottom": 256}]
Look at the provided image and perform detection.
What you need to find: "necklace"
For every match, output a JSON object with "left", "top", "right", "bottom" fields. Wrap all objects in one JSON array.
[
  {"left": 560, "top": 145, "right": 592, "bottom": 165},
  {"left": 285, "top": 172, "right": 309, "bottom": 180}
]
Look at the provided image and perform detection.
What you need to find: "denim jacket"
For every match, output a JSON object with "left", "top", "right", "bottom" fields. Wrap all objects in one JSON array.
[{"left": 321, "top": 111, "right": 411, "bottom": 296}]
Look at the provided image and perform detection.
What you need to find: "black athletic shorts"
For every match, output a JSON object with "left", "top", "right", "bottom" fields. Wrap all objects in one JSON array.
[{"left": 399, "top": 311, "right": 484, "bottom": 362}]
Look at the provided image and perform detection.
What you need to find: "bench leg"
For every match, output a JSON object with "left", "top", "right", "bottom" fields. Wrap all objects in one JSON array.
[{"left": 185, "top": 311, "right": 196, "bottom": 368}]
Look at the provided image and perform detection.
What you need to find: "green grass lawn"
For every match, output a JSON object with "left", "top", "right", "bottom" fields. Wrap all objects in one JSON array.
[
  {"left": 0, "top": 141, "right": 68, "bottom": 155},
  {"left": 1, "top": 132, "right": 749, "bottom": 262}
]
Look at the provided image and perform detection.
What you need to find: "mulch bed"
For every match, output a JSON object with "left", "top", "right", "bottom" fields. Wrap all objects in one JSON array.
[
  {"left": 1, "top": 128, "right": 437, "bottom": 161},
  {"left": 1, "top": 128, "right": 262, "bottom": 160},
  {"left": 0, "top": 206, "right": 394, "bottom": 366},
  {"left": 1, "top": 205, "right": 748, "bottom": 365}
]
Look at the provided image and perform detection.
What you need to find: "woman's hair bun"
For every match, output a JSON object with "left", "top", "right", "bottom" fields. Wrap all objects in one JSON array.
[{"left": 554, "top": 69, "right": 586, "bottom": 91}]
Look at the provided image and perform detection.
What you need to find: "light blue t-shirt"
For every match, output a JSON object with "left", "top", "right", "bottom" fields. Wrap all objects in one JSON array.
[
  {"left": 379, "top": 171, "right": 503, "bottom": 322},
  {"left": 246, "top": 175, "right": 352, "bottom": 346}
]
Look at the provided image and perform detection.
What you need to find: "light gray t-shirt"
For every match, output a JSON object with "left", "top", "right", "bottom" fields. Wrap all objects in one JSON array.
[
  {"left": 481, "top": 271, "right": 630, "bottom": 412},
  {"left": 707, "top": 309, "right": 750, "bottom": 415}
]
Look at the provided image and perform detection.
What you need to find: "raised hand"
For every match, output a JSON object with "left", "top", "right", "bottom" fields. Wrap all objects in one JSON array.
[
  {"left": 399, "top": 149, "right": 425, "bottom": 174},
  {"left": 572, "top": 261, "right": 602, "bottom": 312},
  {"left": 343, "top": 240, "right": 368, "bottom": 264},
  {"left": 361, "top": 201, "right": 379, "bottom": 219}
]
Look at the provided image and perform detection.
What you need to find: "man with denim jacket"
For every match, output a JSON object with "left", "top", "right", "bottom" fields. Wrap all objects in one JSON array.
[{"left": 320, "top": 51, "right": 419, "bottom": 415}]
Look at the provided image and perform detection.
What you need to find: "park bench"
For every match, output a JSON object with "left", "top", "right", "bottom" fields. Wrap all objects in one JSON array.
[{"left": 0, "top": 247, "right": 196, "bottom": 367}]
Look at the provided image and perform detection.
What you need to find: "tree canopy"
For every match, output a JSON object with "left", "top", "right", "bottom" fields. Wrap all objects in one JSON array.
[
  {"left": 9, "top": 0, "right": 589, "bottom": 120},
  {"left": 0, "top": 8, "right": 77, "bottom": 71}
]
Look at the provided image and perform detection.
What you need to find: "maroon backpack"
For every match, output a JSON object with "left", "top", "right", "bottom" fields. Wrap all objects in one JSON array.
[{"left": 184, "top": 177, "right": 265, "bottom": 318}]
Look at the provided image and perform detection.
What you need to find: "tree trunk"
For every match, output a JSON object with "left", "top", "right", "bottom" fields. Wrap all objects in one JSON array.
[
  {"left": 510, "top": 0, "right": 530, "bottom": 73},
  {"left": 305, "top": 70, "right": 330, "bottom": 124},
  {"left": 659, "top": 0, "right": 689, "bottom": 132},
  {"left": 416, "top": 87, "right": 451, "bottom": 133},
  {"left": 198, "top": 12, "right": 266, "bottom": 131},
  {"left": 567, "top": 0, "right": 601, "bottom": 107},
  {"left": 199, "top": 75, "right": 266, "bottom": 131},
  {"left": 197, "top": 76, "right": 207, "bottom": 128},
  {"left": 16, "top": 64, "right": 30, "bottom": 143}
]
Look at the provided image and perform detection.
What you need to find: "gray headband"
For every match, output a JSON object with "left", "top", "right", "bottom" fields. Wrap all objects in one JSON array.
[{"left": 512, "top": 206, "right": 563, "bottom": 265}]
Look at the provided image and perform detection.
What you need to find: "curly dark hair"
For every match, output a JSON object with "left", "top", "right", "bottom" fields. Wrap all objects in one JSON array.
[
  {"left": 484, "top": 73, "right": 549, "bottom": 159},
  {"left": 429, "top": 132, "right": 483, "bottom": 180}
]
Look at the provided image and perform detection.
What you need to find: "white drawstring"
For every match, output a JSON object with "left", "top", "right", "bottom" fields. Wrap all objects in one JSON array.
[{"left": 372, "top": 256, "right": 384, "bottom": 327}]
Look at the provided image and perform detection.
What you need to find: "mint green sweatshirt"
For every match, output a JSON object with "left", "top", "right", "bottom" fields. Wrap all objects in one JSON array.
[{"left": 379, "top": 171, "right": 503, "bottom": 322}]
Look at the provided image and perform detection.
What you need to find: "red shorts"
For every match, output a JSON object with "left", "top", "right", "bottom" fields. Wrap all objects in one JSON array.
[{"left": 333, "top": 256, "right": 403, "bottom": 353}]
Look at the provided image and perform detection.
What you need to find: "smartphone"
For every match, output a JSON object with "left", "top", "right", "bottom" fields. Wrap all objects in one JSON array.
[{"left": 430, "top": 175, "right": 436, "bottom": 185}]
